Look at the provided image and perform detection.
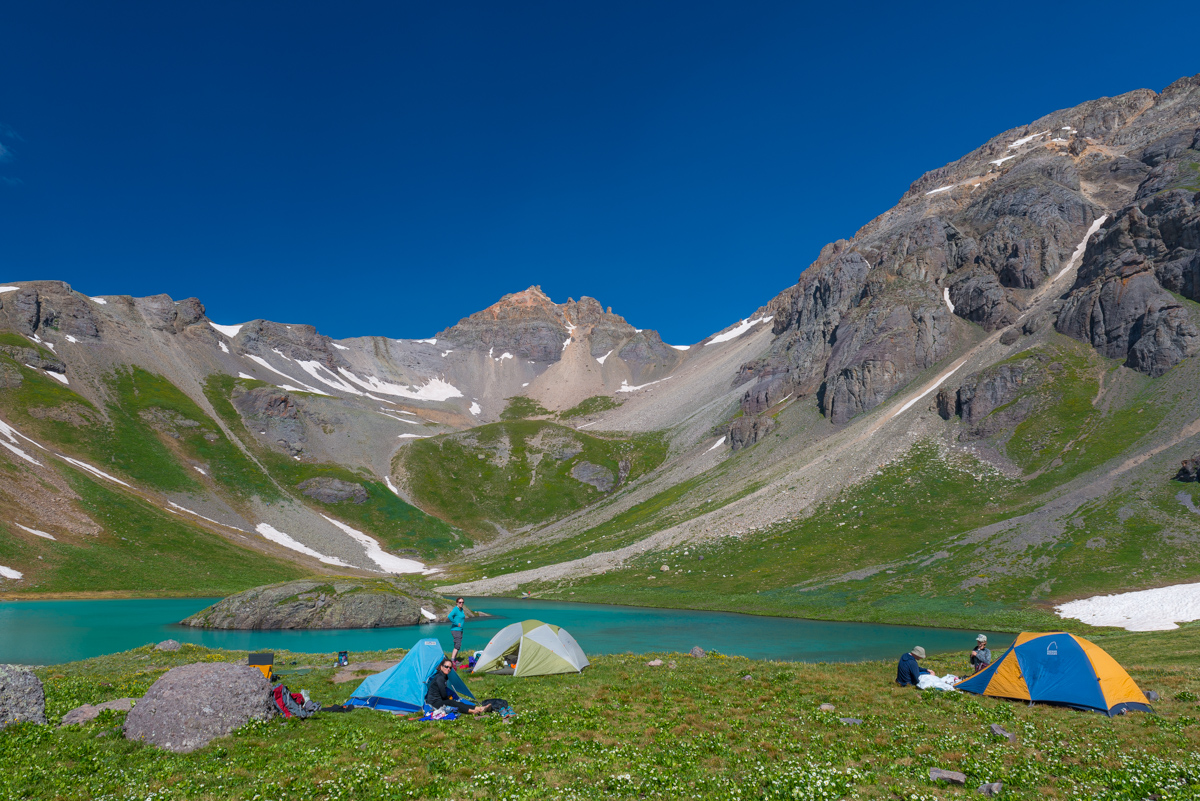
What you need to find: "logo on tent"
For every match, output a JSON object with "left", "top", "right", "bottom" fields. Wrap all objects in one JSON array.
[{"left": 1046, "top": 641, "right": 1058, "bottom": 656}]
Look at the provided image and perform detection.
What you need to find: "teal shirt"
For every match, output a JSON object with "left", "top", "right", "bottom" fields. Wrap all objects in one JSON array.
[{"left": 448, "top": 606, "right": 465, "bottom": 631}]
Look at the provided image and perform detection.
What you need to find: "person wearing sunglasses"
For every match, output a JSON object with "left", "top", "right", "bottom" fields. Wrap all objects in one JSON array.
[
  {"left": 426, "top": 659, "right": 489, "bottom": 715},
  {"left": 448, "top": 598, "right": 466, "bottom": 664}
]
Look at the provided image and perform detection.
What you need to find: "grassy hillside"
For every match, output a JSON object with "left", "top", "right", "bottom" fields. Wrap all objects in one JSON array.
[
  {"left": 0, "top": 467, "right": 303, "bottom": 596},
  {"left": 202, "top": 374, "right": 462, "bottom": 557},
  {"left": 401, "top": 420, "right": 668, "bottom": 537},
  {"left": 6, "top": 628, "right": 1200, "bottom": 799}
]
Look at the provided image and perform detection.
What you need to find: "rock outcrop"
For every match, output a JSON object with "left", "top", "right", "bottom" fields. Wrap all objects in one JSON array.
[
  {"left": 0, "top": 665, "right": 47, "bottom": 728},
  {"left": 297, "top": 477, "right": 369, "bottom": 504},
  {"left": 728, "top": 415, "right": 774, "bottom": 451},
  {"left": 181, "top": 578, "right": 476, "bottom": 629},
  {"left": 570, "top": 461, "right": 615, "bottom": 492},
  {"left": 123, "top": 663, "right": 275, "bottom": 752},
  {"left": 937, "top": 352, "right": 1048, "bottom": 437},
  {"left": 1057, "top": 189, "right": 1200, "bottom": 376}
]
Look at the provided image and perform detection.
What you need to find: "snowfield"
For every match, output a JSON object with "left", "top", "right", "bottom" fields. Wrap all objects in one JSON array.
[
  {"left": 1056, "top": 582, "right": 1200, "bottom": 631},
  {"left": 255, "top": 523, "right": 350, "bottom": 567}
]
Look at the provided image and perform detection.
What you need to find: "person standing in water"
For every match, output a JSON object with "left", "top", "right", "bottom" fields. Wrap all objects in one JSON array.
[{"left": 448, "top": 597, "right": 466, "bottom": 664}]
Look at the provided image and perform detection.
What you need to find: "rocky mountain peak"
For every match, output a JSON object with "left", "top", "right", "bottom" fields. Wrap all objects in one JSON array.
[{"left": 438, "top": 286, "right": 643, "bottom": 364}]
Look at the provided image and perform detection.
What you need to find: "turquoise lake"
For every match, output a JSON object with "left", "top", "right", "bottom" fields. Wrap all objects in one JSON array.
[{"left": 0, "top": 597, "right": 1008, "bottom": 666}]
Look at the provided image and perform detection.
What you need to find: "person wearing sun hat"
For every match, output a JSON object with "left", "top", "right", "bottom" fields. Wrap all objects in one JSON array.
[
  {"left": 970, "top": 635, "right": 991, "bottom": 674},
  {"left": 895, "top": 645, "right": 932, "bottom": 687}
]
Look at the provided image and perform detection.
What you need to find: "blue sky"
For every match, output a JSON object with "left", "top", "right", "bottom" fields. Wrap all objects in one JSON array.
[{"left": 0, "top": 2, "right": 1196, "bottom": 345}]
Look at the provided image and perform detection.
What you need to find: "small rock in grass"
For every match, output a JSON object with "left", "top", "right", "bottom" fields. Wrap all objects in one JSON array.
[
  {"left": 818, "top": 703, "right": 835, "bottom": 712},
  {"left": 838, "top": 717, "right": 863, "bottom": 725},
  {"left": 667, "top": 661, "right": 677, "bottom": 669},
  {"left": 978, "top": 781, "right": 1003, "bottom": 797},
  {"left": 742, "top": 675, "right": 753, "bottom": 681},
  {"left": 930, "top": 768, "right": 967, "bottom": 785},
  {"left": 0, "top": 665, "right": 47, "bottom": 728},
  {"left": 689, "top": 646, "right": 706, "bottom": 658},
  {"left": 990, "top": 723, "right": 1016, "bottom": 743},
  {"left": 660, "top": 565, "right": 670, "bottom": 572},
  {"left": 646, "top": 659, "right": 663, "bottom": 667},
  {"left": 155, "top": 639, "right": 181, "bottom": 652},
  {"left": 1145, "top": 690, "right": 1160, "bottom": 701},
  {"left": 61, "top": 698, "right": 135, "bottom": 726}
]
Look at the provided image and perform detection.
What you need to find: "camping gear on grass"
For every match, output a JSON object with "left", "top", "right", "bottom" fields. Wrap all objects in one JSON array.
[
  {"left": 335, "top": 651, "right": 349, "bottom": 667},
  {"left": 956, "top": 632, "right": 1153, "bottom": 716},
  {"left": 917, "top": 673, "right": 961, "bottom": 692},
  {"left": 272, "top": 683, "right": 320, "bottom": 719},
  {"left": 472, "top": 620, "right": 589, "bottom": 677},
  {"left": 248, "top": 652, "right": 273, "bottom": 680},
  {"left": 345, "top": 638, "right": 475, "bottom": 713}
]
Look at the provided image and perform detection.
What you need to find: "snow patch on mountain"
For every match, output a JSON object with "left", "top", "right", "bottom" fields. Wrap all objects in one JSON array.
[
  {"left": 336, "top": 368, "right": 464, "bottom": 401},
  {"left": 255, "top": 523, "right": 350, "bottom": 566},
  {"left": 707, "top": 316, "right": 773, "bottom": 345},
  {"left": 16, "top": 523, "right": 55, "bottom": 540},
  {"left": 1057, "top": 582, "right": 1200, "bottom": 631},
  {"left": 321, "top": 515, "right": 426, "bottom": 574},
  {"left": 209, "top": 322, "right": 243, "bottom": 337}
]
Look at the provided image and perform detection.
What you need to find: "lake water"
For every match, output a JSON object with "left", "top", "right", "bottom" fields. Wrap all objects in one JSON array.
[{"left": 0, "top": 596, "right": 1008, "bottom": 666}]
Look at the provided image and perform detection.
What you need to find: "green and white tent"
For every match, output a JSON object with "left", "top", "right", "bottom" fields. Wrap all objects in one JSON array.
[{"left": 471, "top": 619, "right": 589, "bottom": 677}]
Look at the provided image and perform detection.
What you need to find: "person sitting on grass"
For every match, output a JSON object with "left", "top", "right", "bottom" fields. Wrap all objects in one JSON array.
[
  {"left": 896, "top": 646, "right": 933, "bottom": 687},
  {"left": 426, "top": 659, "right": 490, "bottom": 716},
  {"left": 970, "top": 635, "right": 991, "bottom": 674}
]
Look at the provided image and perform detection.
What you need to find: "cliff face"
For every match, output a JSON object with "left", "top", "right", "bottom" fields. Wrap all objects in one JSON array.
[{"left": 734, "top": 75, "right": 1200, "bottom": 430}]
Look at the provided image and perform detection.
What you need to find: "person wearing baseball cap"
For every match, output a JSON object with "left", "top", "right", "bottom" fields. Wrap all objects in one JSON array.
[
  {"left": 970, "top": 635, "right": 991, "bottom": 674},
  {"left": 896, "top": 645, "right": 932, "bottom": 687}
]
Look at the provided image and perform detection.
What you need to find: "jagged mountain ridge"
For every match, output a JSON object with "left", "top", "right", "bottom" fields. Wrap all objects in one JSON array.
[{"left": 2, "top": 75, "right": 1199, "bottom": 628}]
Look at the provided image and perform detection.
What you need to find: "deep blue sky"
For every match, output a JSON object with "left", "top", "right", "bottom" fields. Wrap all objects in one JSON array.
[{"left": 0, "top": 3, "right": 1196, "bottom": 344}]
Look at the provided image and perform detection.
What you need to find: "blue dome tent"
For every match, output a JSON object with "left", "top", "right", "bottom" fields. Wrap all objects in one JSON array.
[{"left": 346, "top": 638, "right": 475, "bottom": 713}]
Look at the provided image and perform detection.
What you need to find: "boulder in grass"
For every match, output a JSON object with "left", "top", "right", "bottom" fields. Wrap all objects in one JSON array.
[
  {"left": 155, "top": 639, "right": 181, "bottom": 651},
  {"left": 978, "top": 782, "right": 1004, "bottom": 797},
  {"left": 0, "top": 665, "right": 47, "bottom": 728},
  {"left": 61, "top": 698, "right": 135, "bottom": 727},
  {"left": 123, "top": 663, "right": 275, "bottom": 752},
  {"left": 818, "top": 703, "right": 835, "bottom": 712},
  {"left": 646, "top": 659, "right": 663, "bottom": 667},
  {"left": 689, "top": 646, "right": 705, "bottom": 658},
  {"left": 839, "top": 717, "right": 863, "bottom": 725},
  {"left": 930, "top": 768, "right": 967, "bottom": 785}
]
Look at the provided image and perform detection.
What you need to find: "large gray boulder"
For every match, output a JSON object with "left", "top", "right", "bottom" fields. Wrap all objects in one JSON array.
[
  {"left": 123, "top": 663, "right": 275, "bottom": 752},
  {"left": 181, "top": 577, "right": 477, "bottom": 630},
  {"left": 0, "top": 665, "right": 47, "bottom": 728}
]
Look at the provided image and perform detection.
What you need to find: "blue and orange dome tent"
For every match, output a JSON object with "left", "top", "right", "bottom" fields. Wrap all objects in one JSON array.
[{"left": 956, "top": 632, "right": 1152, "bottom": 716}]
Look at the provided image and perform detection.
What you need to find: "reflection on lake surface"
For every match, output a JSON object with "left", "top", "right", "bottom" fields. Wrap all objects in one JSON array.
[{"left": 0, "top": 596, "right": 1009, "bottom": 666}]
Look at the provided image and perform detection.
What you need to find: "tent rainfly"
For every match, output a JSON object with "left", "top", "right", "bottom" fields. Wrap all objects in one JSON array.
[
  {"left": 956, "top": 631, "right": 1152, "bottom": 716},
  {"left": 472, "top": 620, "right": 589, "bottom": 677},
  {"left": 346, "top": 638, "right": 475, "bottom": 713}
]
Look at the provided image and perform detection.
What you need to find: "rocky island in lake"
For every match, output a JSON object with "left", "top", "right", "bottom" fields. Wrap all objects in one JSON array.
[{"left": 181, "top": 578, "right": 481, "bottom": 630}]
